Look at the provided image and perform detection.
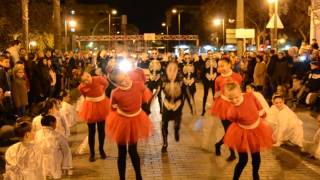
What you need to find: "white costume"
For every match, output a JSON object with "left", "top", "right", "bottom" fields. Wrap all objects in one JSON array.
[
  {"left": 32, "top": 115, "right": 43, "bottom": 132},
  {"left": 32, "top": 113, "right": 70, "bottom": 138},
  {"left": 35, "top": 127, "right": 72, "bottom": 179},
  {"left": 303, "top": 129, "right": 320, "bottom": 159},
  {"left": 252, "top": 91, "right": 270, "bottom": 114},
  {"left": 60, "top": 101, "right": 78, "bottom": 128},
  {"left": 269, "top": 105, "right": 304, "bottom": 147},
  {"left": 53, "top": 112, "right": 70, "bottom": 137},
  {"left": 4, "top": 142, "right": 44, "bottom": 180}
]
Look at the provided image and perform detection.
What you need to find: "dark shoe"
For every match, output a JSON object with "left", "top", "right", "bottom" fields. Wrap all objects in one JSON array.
[
  {"left": 215, "top": 143, "right": 221, "bottom": 156},
  {"left": 89, "top": 155, "right": 95, "bottom": 162},
  {"left": 201, "top": 111, "right": 205, "bottom": 116},
  {"left": 174, "top": 131, "right": 180, "bottom": 142},
  {"left": 100, "top": 150, "right": 107, "bottom": 159},
  {"left": 161, "top": 145, "right": 168, "bottom": 153},
  {"left": 226, "top": 154, "right": 236, "bottom": 162}
]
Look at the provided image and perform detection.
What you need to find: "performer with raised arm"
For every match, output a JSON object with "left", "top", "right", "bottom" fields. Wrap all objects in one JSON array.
[
  {"left": 161, "top": 61, "right": 194, "bottom": 152},
  {"left": 147, "top": 49, "right": 163, "bottom": 111},
  {"left": 182, "top": 53, "right": 197, "bottom": 115},
  {"left": 201, "top": 50, "right": 218, "bottom": 116},
  {"left": 223, "top": 82, "right": 273, "bottom": 180},
  {"left": 211, "top": 57, "right": 242, "bottom": 161}
]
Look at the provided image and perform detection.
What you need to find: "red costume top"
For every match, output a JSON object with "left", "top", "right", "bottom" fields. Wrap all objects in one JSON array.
[
  {"left": 79, "top": 76, "right": 108, "bottom": 97},
  {"left": 214, "top": 71, "right": 243, "bottom": 93},
  {"left": 111, "top": 82, "right": 149, "bottom": 113},
  {"left": 224, "top": 92, "right": 273, "bottom": 153},
  {"left": 106, "top": 81, "right": 153, "bottom": 145},
  {"left": 78, "top": 76, "right": 110, "bottom": 123},
  {"left": 211, "top": 71, "right": 243, "bottom": 120},
  {"left": 128, "top": 68, "right": 146, "bottom": 83}
]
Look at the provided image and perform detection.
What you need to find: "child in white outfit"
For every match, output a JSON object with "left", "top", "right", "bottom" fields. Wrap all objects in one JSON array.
[
  {"left": 303, "top": 114, "right": 320, "bottom": 159},
  {"left": 35, "top": 115, "right": 73, "bottom": 179}
]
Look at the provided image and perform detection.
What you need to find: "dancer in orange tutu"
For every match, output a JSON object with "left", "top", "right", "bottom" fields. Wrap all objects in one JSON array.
[
  {"left": 106, "top": 68, "right": 152, "bottom": 180},
  {"left": 78, "top": 72, "right": 110, "bottom": 162},
  {"left": 211, "top": 57, "right": 242, "bottom": 161},
  {"left": 223, "top": 82, "right": 273, "bottom": 180}
]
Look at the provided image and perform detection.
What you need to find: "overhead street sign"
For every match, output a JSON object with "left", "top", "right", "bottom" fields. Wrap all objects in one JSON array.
[
  {"left": 235, "top": 29, "right": 255, "bottom": 39},
  {"left": 266, "top": 14, "right": 284, "bottom": 29}
]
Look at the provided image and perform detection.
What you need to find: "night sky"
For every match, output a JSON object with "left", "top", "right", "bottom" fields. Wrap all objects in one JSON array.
[{"left": 77, "top": 0, "right": 200, "bottom": 33}]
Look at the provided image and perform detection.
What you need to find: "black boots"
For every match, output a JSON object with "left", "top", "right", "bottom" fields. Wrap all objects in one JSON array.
[{"left": 162, "top": 133, "right": 168, "bottom": 153}]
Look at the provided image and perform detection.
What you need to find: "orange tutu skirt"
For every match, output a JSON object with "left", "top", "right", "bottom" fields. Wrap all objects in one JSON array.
[
  {"left": 106, "top": 110, "right": 153, "bottom": 145},
  {"left": 211, "top": 97, "right": 232, "bottom": 120},
  {"left": 79, "top": 98, "right": 110, "bottom": 123},
  {"left": 224, "top": 121, "right": 274, "bottom": 153}
]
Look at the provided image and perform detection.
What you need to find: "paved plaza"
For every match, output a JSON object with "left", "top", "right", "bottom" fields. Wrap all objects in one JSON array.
[{"left": 63, "top": 84, "right": 320, "bottom": 180}]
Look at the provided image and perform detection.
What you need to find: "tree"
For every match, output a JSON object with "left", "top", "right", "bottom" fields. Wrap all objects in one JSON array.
[
  {"left": 244, "top": 0, "right": 269, "bottom": 47},
  {"left": 21, "top": 0, "right": 29, "bottom": 51},
  {"left": 0, "top": 0, "right": 53, "bottom": 49},
  {"left": 280, "top": 0, "right": 310, "bottom": 42},
  {"left": 53, "top": 0, "right": 61, "bottom": 49}
]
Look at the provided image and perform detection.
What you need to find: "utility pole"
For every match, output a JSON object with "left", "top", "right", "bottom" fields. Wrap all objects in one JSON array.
[{"left": 236, "top": 0, "right": 244, "bottom": 56}]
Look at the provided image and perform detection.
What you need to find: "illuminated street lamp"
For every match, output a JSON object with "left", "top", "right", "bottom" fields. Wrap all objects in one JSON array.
[
  {"left": 279, "top": 38, "right": 286, "bottom": 44},
  {"left": 172, "top": 8, "right": 181, "bottom": 44},
  {"left": 29, "top": 41, "right": 37, "bottom": 50},
  {"left": 213, "top": 18, "right": 225, "bottom": 47},
  {"left": 69, "top": 20, "right": 77, "bottom": 28},
  {"left": 107, "top": 9, "right": 117, "bottom": 49},
  {"left": 64, "top": 19, "right": 77, "bottom": 51}
]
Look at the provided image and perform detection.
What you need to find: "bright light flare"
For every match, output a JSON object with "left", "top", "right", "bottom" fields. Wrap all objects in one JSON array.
[
  {"left": 279, "top": 38, "right": 286, "bottom": 44},
  {"left": 268, "top": 0, "right": 275, "bottom": 3},
  {"left": 29, "top": 41, "right": 37, "bottom": 47},
  {"left": 118, "top": 59, "right": 133, "bottom": 73},
  {"left": 213, "top": 19, "right": 222, "bottom": 26},
  {"left": 111, "top": 9, "right": 117, "bottom": 15},
  {"left": 161, "top": 22, "right": 166, "bottom": 27},
  {"left": 172, "top": 8, "right": 177, "bottom": 14},
  {"left": 69, "top": 20, "right": 77, "bottom": 27}
]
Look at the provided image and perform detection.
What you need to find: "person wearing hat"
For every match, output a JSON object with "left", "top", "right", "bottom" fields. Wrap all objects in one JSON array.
[{"left": 304, "top": 60, "right": 320, "bottom": 106}]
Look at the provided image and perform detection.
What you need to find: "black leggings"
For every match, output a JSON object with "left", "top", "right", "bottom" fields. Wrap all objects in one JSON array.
[
  {"left": 87, "top": 121, "right": 105, "bottom": 155},
  {"left": 202, "top": 80, "right": 215, "bottom": 115},
  {"left": 118, "top": 144, "right": 142, "bottom": 180},
  {"left": 233, "top": 152, "right": 261, "bottom": 180},
  {"left": 216, "top": 120, "right": 235, "bottom": 156}
]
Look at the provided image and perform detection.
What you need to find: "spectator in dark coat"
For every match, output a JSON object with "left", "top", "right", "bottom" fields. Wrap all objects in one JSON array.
[{"left": 11, "top": 65, "right": 28, "bottom": 117}]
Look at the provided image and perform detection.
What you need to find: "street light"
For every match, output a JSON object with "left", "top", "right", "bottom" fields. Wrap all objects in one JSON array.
[
  {"left": 268, "top": 0, "right": 279, "bottom": 50},
  {"left": 213, "top": 18, "right": 225, "bottom": 47},
  {"left": 279, "top": 38, "right": 286, "bottom": 44},
  {"left": 161, "top": 22, "right": 169, "bottom": 35},
  {"left": 162, "top": 22, "right": 169, "bottom": 52},
  {"left": 64, "top": 19, "right": 77, "bottom": 51},
  {"left": 172, "top": 8, "right": 181, "bottom": 44},
  {"left": 29, "top": 41, "right": 37, "bottom": 51},
  {"left": 107, "top": 9, "right": 117, "bottom": 49}
]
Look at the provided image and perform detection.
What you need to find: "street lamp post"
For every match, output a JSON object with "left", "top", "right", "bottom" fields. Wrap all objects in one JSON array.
[
  {"left": 172, "top": 8, "right": 181, "bottom": 44},
  {"left": 64, "top": 19, "right": 76, "bottom": 52},
  {"left": 213, "top": 19, "right": 225, "bottom": 48},
  {"left": 107, "top": 9, "right": 117, "bottom": 50},
  {"left": 162, "top": 22, "right": 169, "bottom": 52}
]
